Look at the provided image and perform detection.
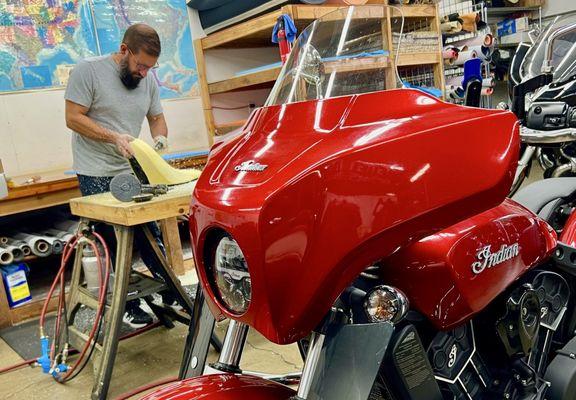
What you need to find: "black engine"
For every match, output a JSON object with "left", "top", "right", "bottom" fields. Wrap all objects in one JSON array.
[{"left": 426, "top": 271, "right": 573, "bottom": 400}]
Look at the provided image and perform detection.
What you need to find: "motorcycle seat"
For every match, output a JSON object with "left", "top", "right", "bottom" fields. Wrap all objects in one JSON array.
[{"left": 512, "top": 177, "right": 576, "bottom": 221}]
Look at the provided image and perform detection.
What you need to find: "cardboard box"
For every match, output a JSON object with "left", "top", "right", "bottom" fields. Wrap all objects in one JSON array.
[{"left": 497, "top": 17, "right": 529, "bottom": 37}]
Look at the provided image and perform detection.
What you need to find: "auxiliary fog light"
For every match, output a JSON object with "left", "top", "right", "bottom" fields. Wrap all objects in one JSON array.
[{"left": 364, "top": 285, "right": 409, "bottom": 324}]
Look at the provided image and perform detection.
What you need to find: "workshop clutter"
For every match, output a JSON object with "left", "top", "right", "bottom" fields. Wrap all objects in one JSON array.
[{"left": 0, "top": 220, "right": 78, "bottom": 265}]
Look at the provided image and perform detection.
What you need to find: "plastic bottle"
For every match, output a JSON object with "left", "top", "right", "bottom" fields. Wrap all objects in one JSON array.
[{"left": 81, "top": 246, "right": 104, "bottom": 295}]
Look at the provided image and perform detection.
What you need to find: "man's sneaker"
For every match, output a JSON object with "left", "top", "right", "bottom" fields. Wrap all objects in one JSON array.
[
  {"left": 123, "top": 306, "right": 153, "bottom": 329},
  {"left": 163, "top": 299, "right": 185, "bottom": 313},
  {"left": 155, "top": 291, "right": 185, "bottom": 313}
]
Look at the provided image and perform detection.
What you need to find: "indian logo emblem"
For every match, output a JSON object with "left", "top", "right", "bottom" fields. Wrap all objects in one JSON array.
[
  {"left": 448, "top": 344, "right": 458, "bottom": 368},
  {"left": 234, "top": 160, "right": 268, "bottom": 172},
  {"left": 471, "top": 243, "right": 520, "bottom": 275}
]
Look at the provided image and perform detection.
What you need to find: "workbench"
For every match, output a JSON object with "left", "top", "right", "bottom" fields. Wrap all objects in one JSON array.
[
  {"left": 0, "top": 153, "right": 207, "bottom": 329},
  {"left": 67, "top": 180, "right": 198, "bottom": 400}
]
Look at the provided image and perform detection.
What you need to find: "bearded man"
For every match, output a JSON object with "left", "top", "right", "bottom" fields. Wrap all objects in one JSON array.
[{"left": 64, "top": 23, "right": 178, "bottom": 328}]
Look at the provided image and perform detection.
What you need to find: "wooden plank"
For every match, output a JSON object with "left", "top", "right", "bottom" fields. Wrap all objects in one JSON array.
[
  {"left": 397, "top": 51, "right": 441, "bottom": 67},
  {"left": 325, "top": 55, "right": 391, "bottom": 74},
  {"left": 0, "top": 187, "right": 80, "bottom": 217},
  {"left": 382, "top": 6, "right": 397, "bottom": 90},
  {"left": 201, "top": 5, "right": 345, "bottom": 50},
  {"left": 215, "top": 120, "right": 246, "bottom": 136},
  {"left": 209, "top": 55, "right": 392, "bottom": 95},
  {"left": 9, "top": 295, "right": 59, "bottom": 325},
  {"left": 194, "top": 38, "right": 216, "bottom": 143},
  {"left": 69, "top": 181, "right": 196, "bottom": 227},
  {"left": 430, "top": 3, "right": 446, "bottom": 98},
  {"left": 390, "top": 4, "right": 437, "bottom": 18},
  {"left": 0, "top": 276, "right": 11, "bottom": 328},
  {"left": 290, "top": 5, "right": 346, "bottom": 20},
  {"left": 209, "top": 66, "right": 281, "bottom": 94},
  {"left": 6, "top": 178, "right": 78, "bottom": 200},
  {"left": 201, "top": 8, "right": 284, "bottom": 50},
  {"left": 160, "top": 217, "right": 185, "bottom": 276}
]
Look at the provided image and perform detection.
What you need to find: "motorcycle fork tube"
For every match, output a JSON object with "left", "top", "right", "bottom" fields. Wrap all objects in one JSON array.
[
  {"left": 212, "top": 320, "right": 249, "bottom": 373},
  {"left": 296, "top": 331, "right": 326, "bottom": 399}
]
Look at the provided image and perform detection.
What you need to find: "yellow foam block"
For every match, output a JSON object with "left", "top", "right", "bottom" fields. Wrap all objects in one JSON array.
[{"left": 130, "top": 139, "right": 201, "bottom": 185}]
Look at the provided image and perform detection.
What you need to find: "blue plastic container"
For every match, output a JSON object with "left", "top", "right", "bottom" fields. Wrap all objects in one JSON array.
[{"left": 1, "top": 263, "right": 32, "bottom": 307}]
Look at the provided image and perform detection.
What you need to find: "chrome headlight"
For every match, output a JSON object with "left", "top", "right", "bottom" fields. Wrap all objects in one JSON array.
[{"left": 212, "top": 236, "right": 251, "bottom": 314}]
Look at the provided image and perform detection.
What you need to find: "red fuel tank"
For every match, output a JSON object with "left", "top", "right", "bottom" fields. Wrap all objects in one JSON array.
[{"left": 380, "top": 199, "right": 557, "bottom": 330}]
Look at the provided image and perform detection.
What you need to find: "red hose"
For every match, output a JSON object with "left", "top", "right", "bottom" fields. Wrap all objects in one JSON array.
[
  {"left": 0, "top": 322, "right": 162, "bottom": 376},
  {"left": 113, "top": 376, "right": 179, "bottom": 400},
  {"left": 56, "top": 233, "right": 111, "bottom": 382},
  {"left": 0, "top": 358, "right": 37, "bottom": 374},
  {"left": 1, "top": 230, "right": 168, "bottom": 382}
]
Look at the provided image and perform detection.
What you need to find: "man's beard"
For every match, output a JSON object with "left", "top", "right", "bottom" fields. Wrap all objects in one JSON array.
[{"left": 119, "top": 58, "right": 142, "bottom": 89}]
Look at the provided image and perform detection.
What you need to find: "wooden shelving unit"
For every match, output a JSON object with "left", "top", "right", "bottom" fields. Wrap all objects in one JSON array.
[{"left": 195, "top": 2, "right": 445, "bottom": 142}]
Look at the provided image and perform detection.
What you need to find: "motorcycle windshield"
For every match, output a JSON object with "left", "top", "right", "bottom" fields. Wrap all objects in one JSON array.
[
  {"left": 522, "top": 16, "right": 576, "bottom": 82},
  {"left": 265, "top": 5, "right": 405, "bottom": 106}
]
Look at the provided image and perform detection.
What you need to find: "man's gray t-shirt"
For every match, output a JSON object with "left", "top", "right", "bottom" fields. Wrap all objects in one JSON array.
[{"left": 64, "top": 55, "right": 163, "bottom": 177}]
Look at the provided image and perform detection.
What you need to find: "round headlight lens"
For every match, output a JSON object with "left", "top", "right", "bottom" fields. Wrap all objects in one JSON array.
[{"left": 212, "top": 236, "right": 251, "bottom": 314}]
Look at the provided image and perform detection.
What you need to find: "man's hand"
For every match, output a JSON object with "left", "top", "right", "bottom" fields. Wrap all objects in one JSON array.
[{"left": 113, "top": 133, "right": 135, "bottom": 158}]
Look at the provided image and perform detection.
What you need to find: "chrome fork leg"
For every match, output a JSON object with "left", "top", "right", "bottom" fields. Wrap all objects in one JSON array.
[
  {"left": 213, "top": 320, "right": 249, "bottom": 373},
  {"left": 296, "top": 332, "right": 326, "bottom": 399}
]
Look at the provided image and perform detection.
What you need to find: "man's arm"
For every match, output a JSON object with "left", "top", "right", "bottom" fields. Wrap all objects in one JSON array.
[
  {"left": 147, "top": 113, "right": 168, "bottom": 150},
  {"left": 65, "top": 100, "right": 134, "bottom": 157}
]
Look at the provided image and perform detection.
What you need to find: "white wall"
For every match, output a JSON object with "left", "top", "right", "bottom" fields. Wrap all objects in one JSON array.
[
  {"left": 0, "top": 6, "right": 211, "bottom": 178},
  {"left": 544, "top": 0, "right": 576, "bottom": 18},
  {"left": 0, "top": 89, "right": 209, "bottom": 177}
]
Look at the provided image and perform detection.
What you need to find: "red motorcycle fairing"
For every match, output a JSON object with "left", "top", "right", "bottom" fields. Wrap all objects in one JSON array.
[
  {"left": 140, "top": 374, "right": 295, "bottom": 400},
  {"left": 560, "top": 211, "right": 576, "bottom": 246},
  {"left": 381, "top": 198, "right": 557, "bottom": 330},
  {"left": 191, "top": 88, "right": 521, "bottom": 344}
]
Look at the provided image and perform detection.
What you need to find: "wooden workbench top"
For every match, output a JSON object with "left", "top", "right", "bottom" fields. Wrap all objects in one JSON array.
[{"left": 69, "top": 181, "right": 197, "bottom": 226}]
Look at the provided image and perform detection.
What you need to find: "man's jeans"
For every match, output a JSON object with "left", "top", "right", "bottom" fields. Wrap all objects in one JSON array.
[{"left": 77, "top": 174, "right": 173, "bottom": 311}]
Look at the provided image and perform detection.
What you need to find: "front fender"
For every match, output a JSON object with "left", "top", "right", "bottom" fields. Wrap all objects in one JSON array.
[{"left": 140, "top": 374, "right": 296, "bottom": 400}]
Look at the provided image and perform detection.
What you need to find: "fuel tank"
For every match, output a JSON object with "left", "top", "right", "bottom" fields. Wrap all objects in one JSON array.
[
  {"left": 381, "top": 199, "right": 557, "bottom": 330},
  {"left": 192, "top": 89, "right": 521, "bottom": 344}
]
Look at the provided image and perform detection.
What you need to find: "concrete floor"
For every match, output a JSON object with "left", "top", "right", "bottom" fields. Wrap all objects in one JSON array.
[
  {"left": 0, "top": 270, "right": 302, "bottom": 399},
  {"left": 0, "top": 320, "right": 302, "bottom": 399}
]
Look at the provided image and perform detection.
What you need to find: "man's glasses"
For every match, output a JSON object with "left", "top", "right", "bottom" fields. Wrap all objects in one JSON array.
[{"left": 127, "top": 47, "right": 159, "bottom": 72}]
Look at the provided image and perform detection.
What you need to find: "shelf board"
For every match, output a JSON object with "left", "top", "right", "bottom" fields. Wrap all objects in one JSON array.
[
  {"left": 209, "top": 52, "right": 437, "bottom": 94},
  {"left": 391, "top": 4, "right": 438, "bottom": 18},
  {"left": 214, "top": 120, "right": 247, "bottom": 135},
  {"left": 209, "top": 66, "right": 282, "bottom": 94},
  {"left": 397, "top": 51, "right": 441, "bottom": 67},
  {"left": 486, "top": 6, "right": 540, "bottom": 16},
  {"left": 201, "top": 5, "right": 344, "bottom": 50},
  {"left": 201, "top": 4, "right": 437, "bottom": 50}
]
